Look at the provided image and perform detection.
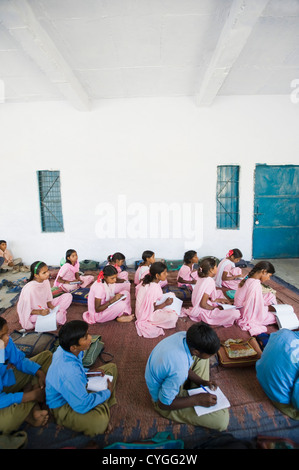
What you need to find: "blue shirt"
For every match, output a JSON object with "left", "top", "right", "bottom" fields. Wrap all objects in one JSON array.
[
  {"left": 46, "top": 346, "right": 110, "bottom": 414},
  {"left": 145, "top": 331, "right": 194, "bottom": 406},
  {"left": 256, "top": 329, "right": 299, "bottom": 409},
  {"left": 0, "top": 337, "right": 40, "bottom": 409}
]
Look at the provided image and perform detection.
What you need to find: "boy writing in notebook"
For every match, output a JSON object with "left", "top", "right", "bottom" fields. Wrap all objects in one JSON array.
[
  {"left": 145, "top": 322, "right": 229, "bottom": 431},
  {"left": 45, "top": 320, "right": 117, "bottom": 436}
]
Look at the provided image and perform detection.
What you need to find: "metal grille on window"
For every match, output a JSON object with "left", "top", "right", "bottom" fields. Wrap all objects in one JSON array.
[
  {"left": 216, "top": 165, "right": 240, "bottom": 229},
  {"left": 37, "top": 170, "right": 64, "bottom": 232}
]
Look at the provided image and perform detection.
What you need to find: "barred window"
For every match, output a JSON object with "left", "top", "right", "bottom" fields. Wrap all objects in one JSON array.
[
  {"left": 216, "top": 165, "right": 240, "bottom": 229},
  {"left": 37, "top": 170, "right": 64, "bottom": 232}
]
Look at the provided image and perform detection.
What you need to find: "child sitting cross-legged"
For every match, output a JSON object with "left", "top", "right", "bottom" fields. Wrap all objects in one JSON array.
[{"left": 46, "top": 320, "right": 118, "bottom": 437}]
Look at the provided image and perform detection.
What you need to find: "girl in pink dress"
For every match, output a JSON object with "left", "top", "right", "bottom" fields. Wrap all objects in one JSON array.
[
  {"left": 134, "top": 250, "right": 168, "bottom": 288},
  {"left": 135, "top": 262, "right": 178, "bottom": 338},
  {"left": 83, "top": 265, "right": 134, "bottom": 324},
  {"left": 215, "top": 249, "right": 243, "bottom": 290},
  {"left": 107, "top": 253, "right": 130, "bottom": 290},
  {"left": 234, "top": 261, "right": 277, "bottom": 336},
  {"left": 17, "top": 261, "right": 72, "bottom": 330},
  {"left": 177, "top": 250, "right": 199, "bottom": 290},
  {"left": 54, "top": 249, "right": 94, "bottom": 292},
  {"left": 183, "top": 257, "right": 240, "bottom": 327}
]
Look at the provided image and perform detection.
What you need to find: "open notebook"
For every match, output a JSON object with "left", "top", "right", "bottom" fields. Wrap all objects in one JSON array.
[
  {"left": 188, "top": 386, "right": 230, "bottom": 417},
  {"left": 86, "top": 373, "right": 113, "bottom": 392},
  {"left": 156, "top": 293, "right": 183, "bottom": 316},
  {"left": 272, "top": 304, "right": 299, "bottom": 330}
]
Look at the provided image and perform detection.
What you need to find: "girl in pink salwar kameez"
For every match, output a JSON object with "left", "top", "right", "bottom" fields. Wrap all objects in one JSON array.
[
  {"left": 54, "top": 249, "right": 94, "bottom": 292},
  {"left": 177, "top": 250, "right": 199, "bottom": 289},
  {"left": 183, "top": 257, "right": 240, "bottom": 327},
  {"left": 234, "top": 261, "right": 277, "bottom": 336},
  {"left": 17, "top": 262, "right": 72, "bottom": 330},
  {"left": 83, "top": 265, "right": 134, "bottom": 324},
  {"left": 107, "top": 252, "right": 130, "bottom": 289},
  {"left": 135, "top": 262, "right": 178, "bottom": 338},
  {"left": 134, "top": 250, "right": 168, "bottom": 288},
  {"left": 215, "top": 249, "right": 243, "bottom": 290}
]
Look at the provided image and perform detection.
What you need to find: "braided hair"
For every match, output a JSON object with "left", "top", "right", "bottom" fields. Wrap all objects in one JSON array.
[
  {"left": 142, "top": 261, "right": 167, "bottom": 285},
  {"left": 239, "top": 261, "right": 275, "bottom": 287}
]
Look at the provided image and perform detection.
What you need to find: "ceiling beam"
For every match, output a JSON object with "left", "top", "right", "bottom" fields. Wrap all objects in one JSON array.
[
  {"left": 1, "top": 0, "right": 90, "bottom": 111},
  {"left": 195, "top": 0, "right": 270, "bottom": 106}
]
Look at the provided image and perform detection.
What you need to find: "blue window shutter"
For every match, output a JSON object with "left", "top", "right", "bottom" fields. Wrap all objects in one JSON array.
[
  {"left": 37, "top": 170, "right": 64, "bottom": 232},
  {"left": 216, "top": 165, "right": 240, "bottom": 229}
]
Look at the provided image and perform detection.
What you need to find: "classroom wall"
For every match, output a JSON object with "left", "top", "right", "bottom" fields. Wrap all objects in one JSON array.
[{"left": 1, "top": 95, "right": 299, "bottom": 266}]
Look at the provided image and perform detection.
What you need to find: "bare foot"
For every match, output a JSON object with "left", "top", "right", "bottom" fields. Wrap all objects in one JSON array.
[
  {"left": 105, "top": 422, "right": 113, "bottom": 434},
  {"left": 26, "top": 408, "right": 49, "bottom": 427},
  {"left": 116, "top": 314, "right": 135, "bottom": 323}
]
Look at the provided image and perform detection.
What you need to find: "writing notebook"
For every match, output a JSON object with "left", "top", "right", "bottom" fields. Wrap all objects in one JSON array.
[
  {"left": 155, "top": 293, "right": 183, "bottom": 316},
  {"left": 188, "top": 386, "right": 230, "bottom": 417},
  {"left": 35, "top": 306, "right": 59, "bottom": 332},
  {"left": 87, "top": 374, "right": 113, "bottom": 392},
  {"left": 107, "top": 291, "right": 127, "bottom": 308},
  {"left": 216, "top": 303, "right": 241, "bottom": 310},
  {"left": 272, "top": 304, "right": 299, "bottom": 330}
]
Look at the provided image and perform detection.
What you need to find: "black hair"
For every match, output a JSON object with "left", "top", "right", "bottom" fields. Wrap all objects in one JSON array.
[
  {"left": 0, "top": 317, "right": 7, "bottom": 330},
  {"left": 103, "top": 265, "right": 118, "bottom": 279},
  {"left": 29, "top": 261, "right": 47, "bottom": 282},
  {"left": 142, "top": 261, "right": 167, "bottom": 285},
  {"left": 239, "top": 261, "right": 275, "bottom": 288},
  {"left": 183, "top": 250, "right": 197, "bottom": 264},
  {"left": 65, "top": 249, "right": 77, "bottom": 264},
  {"left": 107, "top": 252, "right": 125, "bottom": 263},
  {"left": 186, "top": 322, "right": 220, "bottom": 355},
  {"left": 140, "top": 250, "right": 154, "bottom": 266},
  {"left": 227, "top": 248, "right": 243, "bottom": 259},
  {"left": 59, "top": 320, "right": 89, "bottom": 352},
  {"left": 198, "top": 257, "right": 217, "bottom": 278},
  {"left": 0, "top": 240, "right": 6, "bottom": 245}
]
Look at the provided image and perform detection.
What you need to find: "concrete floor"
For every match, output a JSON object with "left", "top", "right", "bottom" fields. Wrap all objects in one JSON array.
[
  {"left": 0, "top": 270, "right": 30, "bottom": 311},
  {"left": 251, "top": 258, "right": 299, "bottom": 290}
]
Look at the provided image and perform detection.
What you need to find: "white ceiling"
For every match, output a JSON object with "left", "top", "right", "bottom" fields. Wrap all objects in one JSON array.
[{"left": 1, "top": 0, "right": 299, "bottom": 110}]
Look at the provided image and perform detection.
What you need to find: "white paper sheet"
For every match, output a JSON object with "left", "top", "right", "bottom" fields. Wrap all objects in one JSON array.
[
  {"left": 155, "top": 293, "right": 183, "bottom": 316},
  {"left": 35, "top": 306, "right": 59, "bottom": 332},
  {"left": 188, "top": 386, "right": 230, "bottom": 416},
  {"left": 87, "top": 374, "right": 113, "bottom": 392},
  {"left": 272, "top": 304, "right": 299, "bottom": 330}
]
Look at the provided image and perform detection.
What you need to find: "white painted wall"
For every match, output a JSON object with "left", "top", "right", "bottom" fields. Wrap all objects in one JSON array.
[{"left": 1, "top": 95, "right": 299, "bottom": 266}]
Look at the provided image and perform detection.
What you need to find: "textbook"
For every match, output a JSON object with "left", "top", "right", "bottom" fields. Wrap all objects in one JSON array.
[
  {"left": 272, "top": 304, "right": 299, "bottom": 330},
  {"left": 35, "top": 305, "right": 59, "bottom": 332},
  {"left": 188, "top": 386, "right": 230, "bottom": 417},
  {"left": 87, "top": 373, "right": 113, "bottom": 392},
  {"left": 156, "top": 293, "right": 183, "bottom": 316}
]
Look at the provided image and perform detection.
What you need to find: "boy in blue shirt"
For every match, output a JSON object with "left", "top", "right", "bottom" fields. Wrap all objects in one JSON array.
[
  {"left": 0, "top": 317, "right": 52, "bottom": 433},
  {"left": 256, "top": 328, "right": 299, "bottom": 420},
  {"left": 46, "top": 320, "right": 118, "bottom": 436},
  {"left": 145, "top": 322, "right": 229, "bottom": 431}
]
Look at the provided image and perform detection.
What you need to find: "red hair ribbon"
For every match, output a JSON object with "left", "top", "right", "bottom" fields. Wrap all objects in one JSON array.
[
  {"left": 226, "top": 249, "right": 234, "bottom": 258},
  {"left": 97, "top": 270, "right": 104, "bottom": 282}
]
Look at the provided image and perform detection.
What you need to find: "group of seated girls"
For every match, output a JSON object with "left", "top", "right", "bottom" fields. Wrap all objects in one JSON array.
[
  {"left": 16, "top": 248, "right": 279, "bottom": 339},
  {"left": 1, "top": 247, "right": 298, "bottom": 440}
]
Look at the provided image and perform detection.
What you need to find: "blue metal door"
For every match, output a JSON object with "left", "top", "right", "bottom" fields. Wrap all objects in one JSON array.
[{"left": 253, "top": 164, "right": 299, "bottom": 259}]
